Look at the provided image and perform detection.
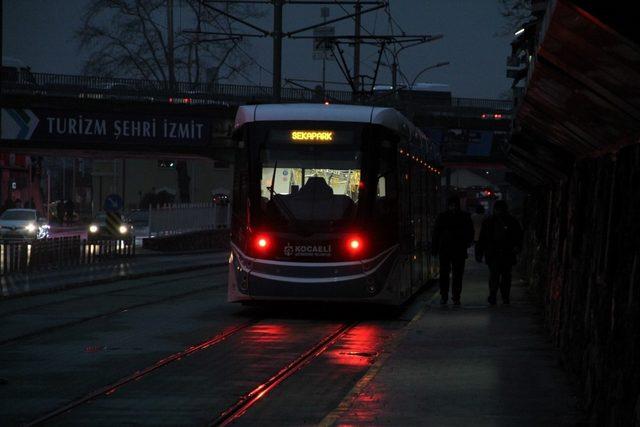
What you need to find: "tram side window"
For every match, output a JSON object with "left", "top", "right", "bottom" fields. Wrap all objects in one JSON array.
[{"left": 374, "top": 141, "right": 397, "bottom": 223}]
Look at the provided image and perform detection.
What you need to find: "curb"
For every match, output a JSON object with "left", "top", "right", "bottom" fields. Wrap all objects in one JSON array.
[
  {"left": 134, "top": 248, "right": 229, "bottom": 257},
  {"left": 0, "top": 261, "right": 228, "bottom": 300}
]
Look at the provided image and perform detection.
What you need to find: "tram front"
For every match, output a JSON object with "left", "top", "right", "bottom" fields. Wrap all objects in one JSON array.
[{"left": 228, "top": 105, "right": 404, "bottom": 304}]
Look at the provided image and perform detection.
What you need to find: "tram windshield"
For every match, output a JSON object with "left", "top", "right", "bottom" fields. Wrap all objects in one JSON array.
[{"left": 258, "top": 145, "right": 361, "bottom": 230}]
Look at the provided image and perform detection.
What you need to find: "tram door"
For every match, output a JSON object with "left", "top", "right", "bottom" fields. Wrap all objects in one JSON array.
[
  {"left": 398, "top": 154, "right": 414, "bottom": 295},
  {"left": 410, "top": 162, "right": 423, "bottom": 291}
]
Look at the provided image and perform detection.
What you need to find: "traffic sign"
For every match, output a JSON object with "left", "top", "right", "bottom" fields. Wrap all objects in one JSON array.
[
  {"left": 103, "top": 194, "right": 123, "bottom": 212},
  {"left": 313, "top": 26, "right": 335, "bottom": 60}
]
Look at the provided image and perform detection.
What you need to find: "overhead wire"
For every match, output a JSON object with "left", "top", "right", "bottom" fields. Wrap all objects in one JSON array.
[{"left": 200, "top": 1, "right": 273, "bottom": 85}]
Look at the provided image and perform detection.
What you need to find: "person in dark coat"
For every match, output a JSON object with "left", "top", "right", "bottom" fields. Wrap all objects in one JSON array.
[
  {"left": 432, "top": 195, "right": 475, "bottom": 305},
  {"left": 65, "top": 199, "right": 75, "bottom": 225},
  {"left": 476, "top": 200, "right": 523, "bottom": 305}
]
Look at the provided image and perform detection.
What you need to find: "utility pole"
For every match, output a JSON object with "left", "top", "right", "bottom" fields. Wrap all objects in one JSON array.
[
  {"left": 273, "top": 0, "right": 284, "bottom": 102},
  {"left": 353, "top": 0, "right": 361, "bottom": 101},
  {"left": 196, "top": 1, "right": 398, "bottom": 102},
  {"left": 321, "top": 7, "right": 330, "bottom": 94},
  {"left": 167, "top": 0, "right": 175, "bottom": 88}
]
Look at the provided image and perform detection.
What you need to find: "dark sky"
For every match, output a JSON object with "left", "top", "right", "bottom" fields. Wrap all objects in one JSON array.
[{"left": 3, "top": 0, "right": 513, "bottom": 98}]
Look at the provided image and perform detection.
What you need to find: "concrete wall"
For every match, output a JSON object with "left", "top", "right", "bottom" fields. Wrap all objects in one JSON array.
[{"left": 520, "top": 144, "right": 640, "bottom": 425}]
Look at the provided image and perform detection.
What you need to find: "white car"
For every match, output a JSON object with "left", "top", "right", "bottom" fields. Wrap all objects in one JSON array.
[{"left": 0, "top": 209, "right": 50, "bottom": 242}]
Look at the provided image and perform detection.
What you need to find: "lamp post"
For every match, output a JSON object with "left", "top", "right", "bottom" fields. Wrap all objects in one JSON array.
[{"left": 410, "top": 61, "right": 450, "bottom": 88}]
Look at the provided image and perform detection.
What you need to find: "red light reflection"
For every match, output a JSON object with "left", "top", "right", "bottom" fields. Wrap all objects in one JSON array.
[
  {"left": 328, "top": 324, "right": 384, "bottom": 367},
  {"left": 246, "top": 323, "right": 290, "bottom": 344}
]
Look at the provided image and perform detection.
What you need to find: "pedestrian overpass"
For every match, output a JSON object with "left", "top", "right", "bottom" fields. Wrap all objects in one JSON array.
[{"left": 1, "top": 72, "right": 512, "bottom": 166}]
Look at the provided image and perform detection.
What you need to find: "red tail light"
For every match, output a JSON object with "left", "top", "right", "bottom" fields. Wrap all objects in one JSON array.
[
  {"left": 346, "top": 235, "right": 364, "bottom": 257},
  {"left": 254, "top": 234, "right": 271, "bottom": 252}
]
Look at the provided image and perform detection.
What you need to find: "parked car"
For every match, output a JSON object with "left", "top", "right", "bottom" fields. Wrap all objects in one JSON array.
[
  {"left": 87, "top": 212, "right": 133, "bottom": 242},
  {"left": 0, "top": 209, "right": 50, "bottom": 242}
]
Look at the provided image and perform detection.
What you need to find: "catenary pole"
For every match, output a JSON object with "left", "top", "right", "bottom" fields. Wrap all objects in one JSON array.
[
  {"left": 273, "top": 0, "right": 283, "bottom": 101},
  {"left": 353, "top": 0, "right": 361, "bottom": 101}
]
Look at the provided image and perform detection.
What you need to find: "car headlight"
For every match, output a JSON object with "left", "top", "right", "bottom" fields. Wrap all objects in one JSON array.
[
  {"left": 118, "top": 225, "right": 128, "bottom": 234},
  {"left": 25, "top": 223, "right": 36, "bottom": 232},
  {"left": 89, "top": 225, "right": 98, "bottom": 233}
]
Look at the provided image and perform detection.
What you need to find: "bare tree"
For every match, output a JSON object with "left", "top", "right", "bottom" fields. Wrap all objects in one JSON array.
[
  {"left": 76, "top": 1, "right": 263, "bottom": 204},
  {"left": 76, "top": 0, "right": 263, "bottom": 84}
]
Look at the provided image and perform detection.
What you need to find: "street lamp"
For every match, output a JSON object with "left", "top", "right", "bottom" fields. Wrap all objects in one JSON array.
[{"left": 409, "top": 61, "right": 450, "bottom": 88}]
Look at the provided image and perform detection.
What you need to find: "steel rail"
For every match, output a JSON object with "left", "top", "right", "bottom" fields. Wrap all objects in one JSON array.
[
  {"left": 25, "top": 318, "right": 261, "bottom": 426},
  {"left": 211, "top": 320, "right": 359, "bottom": 426},
  {"left": 0, "top": 272, "right": 227, "bottom": 347},
  {"left": 0, "top": 268, "right": 221, "bottom": 319}
]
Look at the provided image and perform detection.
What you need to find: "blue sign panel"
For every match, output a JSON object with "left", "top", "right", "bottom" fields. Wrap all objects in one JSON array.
[{"left": 103, "top": 194, "right": 124, "bottom": 212}]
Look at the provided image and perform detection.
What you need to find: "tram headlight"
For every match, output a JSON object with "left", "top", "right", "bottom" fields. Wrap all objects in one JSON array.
[
  {"left": 89, "top": 224, "right": 98, "bottom": 233},
  {"left": 118, "top": 225, "right": 128, "bottom": 234}
]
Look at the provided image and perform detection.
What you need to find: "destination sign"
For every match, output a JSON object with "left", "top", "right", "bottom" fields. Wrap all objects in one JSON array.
[
  {"left": 290, "top": 130, "right": 334, "bottom": 143},
  {"left": 267, "top": 129, "right": 355, "bottom": 146}
]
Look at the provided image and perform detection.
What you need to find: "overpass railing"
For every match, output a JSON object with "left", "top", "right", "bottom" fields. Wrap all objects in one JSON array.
[{"left": 3, "top": 72, "right": 512, "bottom": 113}]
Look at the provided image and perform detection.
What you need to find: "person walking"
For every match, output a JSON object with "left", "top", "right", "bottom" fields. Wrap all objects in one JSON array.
[
  {"left": 432, "top": 195, "right": 475, "bottom": 305},
  {"left": 476, "top": 200, "right": 523, "bottom": 305},
  {"left": 65, "top": 199, "right": 75, "bottom": 225}
]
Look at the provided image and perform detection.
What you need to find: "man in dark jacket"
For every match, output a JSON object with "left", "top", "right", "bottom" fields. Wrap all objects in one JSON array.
[
  {"left": 432, "top": 195, "right": 475, "bottom": 305},
  {"left": 476, "top": 200, "right": 523, "bottom": 305}
]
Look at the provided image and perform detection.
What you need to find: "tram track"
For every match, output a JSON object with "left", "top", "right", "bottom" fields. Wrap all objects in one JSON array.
[
  {"left": 0, "top": 268, "right": 224, "bottom": 319},
  {"left": 211, "top": 320, "right": 360, "bottom": 426},
  {"left": 0, "top": 269, "right": 228, "bottom": 347},
  {"left": 15, "top": 284, "right": 435, "bottom": 425},
  {"left": 25, "top": 319, "right": 261, "bottom": 427},
  {"left": 24, "top": 317, "right": 360, "bottom": 426}
]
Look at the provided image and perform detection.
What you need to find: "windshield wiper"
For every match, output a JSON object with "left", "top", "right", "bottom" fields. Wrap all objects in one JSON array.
[{"left": 268, "top": 160, "right": 278, "bottom": 200}]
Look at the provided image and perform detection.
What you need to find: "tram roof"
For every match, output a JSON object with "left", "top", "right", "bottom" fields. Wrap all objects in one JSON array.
[{"left": 234, "top": 103, "right": 425, "bottom": 141}]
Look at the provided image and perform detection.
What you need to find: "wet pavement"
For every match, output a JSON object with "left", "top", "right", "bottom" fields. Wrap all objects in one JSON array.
[
  {"left": 323, "top": 261, "right": 583, "bottom": 426},
  {"left": 0, "top": 261, "right": 582, "bottom": 426}
]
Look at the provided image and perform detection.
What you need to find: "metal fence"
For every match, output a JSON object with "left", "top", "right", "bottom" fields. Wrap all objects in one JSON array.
[
  {"left": 148, "top": 202, "right": 231, "bottom": 236},
  {"left": 0, "top": 236, "right": 135, "bottom": 276},
  {"left": 3, "top": 72, "right": 513, "bottom": 113}
]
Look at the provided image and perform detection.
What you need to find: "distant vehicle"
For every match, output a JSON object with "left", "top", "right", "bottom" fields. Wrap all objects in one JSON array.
[
  {"left": 1, "top": 57, "right": 44, "bottom": 95},
  {"left": 169, "top": 90, "right": 229, "bottom": 106},
  {"left": 372, "top": 84, "right": 395, "bottom": 93},
  {"left": 212, "top": 193, "right": 230, "bottom": 205},
  {"left": 87, "top": 212, "right": 133, "bottom": 242},
  {"left": 407, "top": 82, "right": 451, "bottom": 93},
  {"left": 79, "top": 82, "right": 154, "bottom": 102},
  {"left": 125, "top": 210, "right": 149, "bottom": 227},
  {"left": 0, "top": 209, "right": 50, "bottom": 242},
  {"left": 400, "top": 82, "right": 451, "bottom": 106}
]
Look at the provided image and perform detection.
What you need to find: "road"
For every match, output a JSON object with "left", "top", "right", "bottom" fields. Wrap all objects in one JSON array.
[{"left": 0, "top": 267, "right": 432, "bottom": 426}]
